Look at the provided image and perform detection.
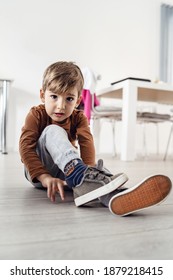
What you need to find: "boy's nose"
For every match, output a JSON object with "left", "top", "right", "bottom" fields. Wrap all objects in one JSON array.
[{"left": 57, "top": 98, "right": 65, "bottom": 110}]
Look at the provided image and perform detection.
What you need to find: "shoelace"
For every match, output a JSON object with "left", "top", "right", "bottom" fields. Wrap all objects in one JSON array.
[
  {"left": 85, "top": 169, "right": 111, "bottom": 183},
  {"left": 85, "top": 159, "right": 112, "bottom": 183}
]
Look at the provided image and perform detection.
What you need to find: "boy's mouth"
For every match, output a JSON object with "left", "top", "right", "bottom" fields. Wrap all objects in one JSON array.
[{"left": 54, "top": 112, "right": 65, "bottom": 117}]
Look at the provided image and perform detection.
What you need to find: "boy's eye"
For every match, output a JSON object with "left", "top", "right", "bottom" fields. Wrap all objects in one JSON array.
[
  {"left": 50, "top": 95, "right": 57, "bottom": 99},
  {"left": 66, "top": 97, "right": 74, "bottom": 102}
]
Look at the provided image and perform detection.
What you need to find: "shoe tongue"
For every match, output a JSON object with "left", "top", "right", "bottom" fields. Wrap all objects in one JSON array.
[
  {"left": 97, "top": 159, "right": 104, "bottom": 171},
  {"left": 96, "top": 159, "right": 113, "bottom": 176}
]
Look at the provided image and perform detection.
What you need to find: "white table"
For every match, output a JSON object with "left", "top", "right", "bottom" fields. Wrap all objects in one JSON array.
[
  {"left": 0, "top": 79, "right": 12, "bottom": 154},
  {"left": 97, "top": 79, "right": 173, "bottom": 161}
]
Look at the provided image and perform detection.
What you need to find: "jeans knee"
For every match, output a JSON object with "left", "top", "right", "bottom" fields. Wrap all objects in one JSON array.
[{"left": 43, "top": 124, "right": 68, "bottom": 138}]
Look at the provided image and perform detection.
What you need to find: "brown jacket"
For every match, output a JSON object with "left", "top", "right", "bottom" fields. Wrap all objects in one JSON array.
[{"left": 19, "top": 104, "right": 95, "bottom": 181}]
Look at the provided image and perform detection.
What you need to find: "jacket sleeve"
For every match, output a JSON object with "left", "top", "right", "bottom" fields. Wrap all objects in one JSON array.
[
  {"left": 19, "top": 107, "right": 50, "bottom": 182},
  {"left": 75, "top": 112, "right": 96, "bottom": 166}
]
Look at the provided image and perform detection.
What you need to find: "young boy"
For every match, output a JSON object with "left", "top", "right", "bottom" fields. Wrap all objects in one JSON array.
[{"left": 19, "top": 61, "right": 172, "bottom": 216}]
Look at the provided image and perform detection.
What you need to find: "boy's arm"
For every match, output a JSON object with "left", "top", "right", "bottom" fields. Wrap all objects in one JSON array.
[
  {"left": 76, "top": 112, "right": 96, "bottom": 166},
  {"left": 19, "top": 107, "right": 50, "bottom": 182},
  {"left": 37, "top": 174, "right": 65, "bottom": 202}
]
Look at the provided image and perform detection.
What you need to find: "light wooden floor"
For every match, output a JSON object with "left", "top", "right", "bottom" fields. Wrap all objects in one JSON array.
[{"left": 0, "top": 152, "right": 173, "bottom": 260}]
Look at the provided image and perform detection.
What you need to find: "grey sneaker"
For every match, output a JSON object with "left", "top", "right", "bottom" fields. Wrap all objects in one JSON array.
[
  {"left": 109, "top": 174, "right": 172, "bottom": 216},
  {"left": 73, "top": 159, "right": 128, "bottom": 206},
  {"left": 99, "top": 187, "right": 128, "bottom": 207}
]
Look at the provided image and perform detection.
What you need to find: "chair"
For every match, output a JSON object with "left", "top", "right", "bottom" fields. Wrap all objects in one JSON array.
[
  {"left": 81, "top": 67, "right": 172, "bottom": 157},
  {"left": 90, "top": 102, "right": 171, "bottom": 158},
  {"left": 163, "top": 108, "right": 173, "bottom": 160},
  {"left": 137, "top": 111, "right": 172, "bottom": 157},
  {"left": 90, "top": 93, "right": 122, "bottom": 157},
  {"left": 81, "top": 67, "right": 122, "bottom": 156}
]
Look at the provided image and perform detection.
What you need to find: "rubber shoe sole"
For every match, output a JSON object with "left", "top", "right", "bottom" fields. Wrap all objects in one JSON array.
[
  {"left": 75, "top": 173, "right": 128, "bottom": 206},
  {"left": 109, "top": 175, "right": 172, "bottom": 216}
]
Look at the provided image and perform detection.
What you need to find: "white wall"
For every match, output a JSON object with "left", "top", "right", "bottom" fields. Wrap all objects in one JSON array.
[{"left": 1, "top": 0, "right": 173, "bottom": 153}]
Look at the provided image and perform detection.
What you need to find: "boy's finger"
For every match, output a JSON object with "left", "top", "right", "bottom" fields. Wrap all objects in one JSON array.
[
  {"left": 58, "top": 185, "right": 65, "bottom": 200},
  {"left": 47, "top": 185, "right": 55, "bottom": 202},
  {"left": 47, "top": 186, "right": 51, "bottom": 199},
  {"left": 51, "top": 184, "right": 57, "bottom": 202},
  {"left": 51, "top": 192, "right": 56, "bottom": 202}
]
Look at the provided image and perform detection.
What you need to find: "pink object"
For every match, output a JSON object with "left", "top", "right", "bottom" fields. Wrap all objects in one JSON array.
[{"left": 81, "top": 89, "right": 100, "bottom": 122}]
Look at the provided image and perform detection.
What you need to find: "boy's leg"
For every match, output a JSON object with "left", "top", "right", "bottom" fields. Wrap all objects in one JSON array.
[
  {"left": 109, "top": 175, "right": 172, "bottom": 216},
  {"left": 36, "top": 125, "right": 81, "bottom": 175},
  {"left": 24, "top": 167, "right": 45, "bottom": 189},
  {"left": 24, "top": 125, "right": 66, "bottom": 189},
  {"left": 32, "top": 125, "right": 128, "bottom": 205}
]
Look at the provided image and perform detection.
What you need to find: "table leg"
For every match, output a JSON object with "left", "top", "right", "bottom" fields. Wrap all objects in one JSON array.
[
  {"left": 121, "top": 81, "right": 137, "bottom": 161},
  {"left": 0, "top": 80, "right": 9, "bottom": 154},
  {"left": 0, "top": 87, "right": 2, "bottom": 152}
]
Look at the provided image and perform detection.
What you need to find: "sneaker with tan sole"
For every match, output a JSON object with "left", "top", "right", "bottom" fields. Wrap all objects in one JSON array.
[
  {"left": 109, "top": 175, "right": 172, "bottom": 216},
  {"left": 73, "top": 159, "right": 128, "bottom": 206},
  {"left": 99, "top": 186, "right": 128, "bottom": 207}
]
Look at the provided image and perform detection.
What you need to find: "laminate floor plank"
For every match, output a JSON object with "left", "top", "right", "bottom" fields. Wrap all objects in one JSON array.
[{"left": 0, "top": 153, "right": 173, "bottom": 260}]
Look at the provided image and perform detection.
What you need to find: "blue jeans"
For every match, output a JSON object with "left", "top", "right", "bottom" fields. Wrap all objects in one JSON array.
[{"left": 24, "top": 125, "right": 81, "bottom": 189}]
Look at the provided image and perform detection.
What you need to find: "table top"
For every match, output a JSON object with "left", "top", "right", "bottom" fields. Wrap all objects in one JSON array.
[
  {"left": 0, "top": 79, "right": 13, "bottom": 82},
  {"left": 96, "top": 79, "right": 173, "bottom": 105}
]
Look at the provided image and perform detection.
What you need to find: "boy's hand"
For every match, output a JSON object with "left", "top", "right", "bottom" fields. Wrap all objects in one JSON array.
[{"left": 37, "top": 174, "right": 66, "bottom": 202}]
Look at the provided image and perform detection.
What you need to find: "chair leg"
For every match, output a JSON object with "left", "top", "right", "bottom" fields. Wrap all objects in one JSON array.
[
  {"left": 163, "top": 122, "right": 173, "bottom": 161},
  {"left": 111, "top": 119, "right": 116, "bottom": 157},
  {"left": 156, "top": 123, "right": 159, "bottom": 155},
  {"left": 142, "top": 123, "right": 147, "bottom": 157},
  {"left": 142, "top": 122, "right": 160, "bottom": 157},
  {"left": 90, "top": 118, "right": 101, "bottom": 155}
]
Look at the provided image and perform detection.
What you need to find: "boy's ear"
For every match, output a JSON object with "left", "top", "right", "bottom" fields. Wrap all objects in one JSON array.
[
  {"left": 76, "top": 96, "right": 82, "bottom": 107},
  {"left": 40, "top": 89, "right": 45, "bottom": 103}
]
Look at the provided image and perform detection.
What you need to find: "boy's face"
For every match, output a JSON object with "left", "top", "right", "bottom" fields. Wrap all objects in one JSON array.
[{"left": 40, "top": 87, "right": 82, "bottom": 123}]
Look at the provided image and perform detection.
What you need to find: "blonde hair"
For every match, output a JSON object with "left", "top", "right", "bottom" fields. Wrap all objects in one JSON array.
[{"left": 42, "top": 61, "right": 84, "bottom": 97}]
